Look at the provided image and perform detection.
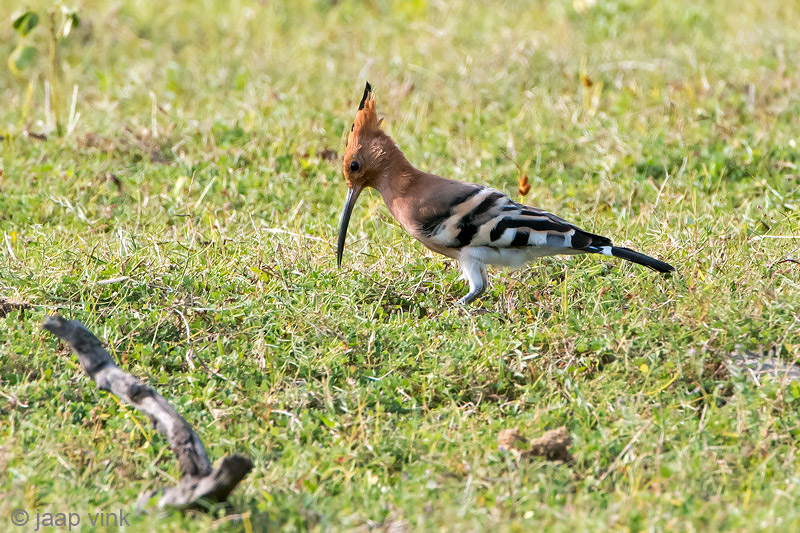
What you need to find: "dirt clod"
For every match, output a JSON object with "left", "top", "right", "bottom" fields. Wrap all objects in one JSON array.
[
  {"left": 0, "top": 297, "right": 30, "bottom": 317},
  {"left": 498, "top": 426, "right": 573, "bottom": 462}
]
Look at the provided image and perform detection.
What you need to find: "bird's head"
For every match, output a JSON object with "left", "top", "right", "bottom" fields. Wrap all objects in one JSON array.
[
  {"left": 343, "top": 81, "right": 386, "bottom": 189},
  {"left": 337, "top": 82, "right": 389, "bottom": 267}
]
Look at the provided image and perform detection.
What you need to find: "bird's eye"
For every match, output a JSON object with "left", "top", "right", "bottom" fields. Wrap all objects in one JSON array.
[{"left": 349, "top": 160, "right": 361, "bottom": 172}]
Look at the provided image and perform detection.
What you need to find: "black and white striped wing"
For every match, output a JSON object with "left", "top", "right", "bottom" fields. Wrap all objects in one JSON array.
[{"left": 419, "top": 187, "right": 609, "bottom": 252}]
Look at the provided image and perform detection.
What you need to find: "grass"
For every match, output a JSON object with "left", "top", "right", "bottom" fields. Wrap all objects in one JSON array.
[{"left": 1, "top": 0, "right": 799, "bottom": 530}]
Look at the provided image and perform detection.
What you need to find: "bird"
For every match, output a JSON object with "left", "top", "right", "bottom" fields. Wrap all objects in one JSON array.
[{"left": 336, "top": 82, "right": 675, "bottom": 305}]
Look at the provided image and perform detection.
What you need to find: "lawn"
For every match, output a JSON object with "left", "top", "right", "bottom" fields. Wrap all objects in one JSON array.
[{"left": 1, "top": 0, "right": 799, "bottom": 530}]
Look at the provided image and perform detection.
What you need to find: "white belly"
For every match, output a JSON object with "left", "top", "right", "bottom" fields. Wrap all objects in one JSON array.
[{"left": 464, "top": 245, "right": 583, "bottom": 269}]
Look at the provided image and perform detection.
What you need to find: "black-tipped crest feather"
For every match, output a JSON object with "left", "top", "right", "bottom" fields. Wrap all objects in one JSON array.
[{"left": 358, "top": 81, "right": 372, "bottom": 110}]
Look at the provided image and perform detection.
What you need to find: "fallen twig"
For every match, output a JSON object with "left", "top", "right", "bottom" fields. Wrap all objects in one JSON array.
[
  {"left": 726, "top": 347, "right": 800, "bottom": 385},
  {"left": 770, "top": 258, "right": 800, "bottom": 270},
  {"left": 42, "top": 315, "right": 252, "bottom": 512}
]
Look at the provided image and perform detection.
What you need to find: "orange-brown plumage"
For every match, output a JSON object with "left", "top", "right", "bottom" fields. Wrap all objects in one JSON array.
[{"left": 337, "top": 82, "right": 674, "bottom": 304}]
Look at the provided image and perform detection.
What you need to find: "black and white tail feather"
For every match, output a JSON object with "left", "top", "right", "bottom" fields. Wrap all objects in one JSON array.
[
  {"left": 417, "top": 185, "right": 674, "bottom": 304},
  {"left": 586, "top": 244, "right": 674, "bottom": 273}
]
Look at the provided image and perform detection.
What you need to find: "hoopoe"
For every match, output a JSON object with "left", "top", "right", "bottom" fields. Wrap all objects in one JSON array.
[{"left": 337, "top": 82, "right": 675, "bottom": 305}]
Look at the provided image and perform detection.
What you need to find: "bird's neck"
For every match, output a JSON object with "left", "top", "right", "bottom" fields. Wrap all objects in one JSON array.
[
  {"left": 372, "top": 143, "right": 420, "bottom": 208},
  {"left": 370, "top": 137, "right": 438, "bottom": 233}
]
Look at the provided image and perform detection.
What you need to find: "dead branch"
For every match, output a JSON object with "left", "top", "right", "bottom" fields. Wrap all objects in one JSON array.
[{"left": 42, "top": 315, "right": 252, "bottom": 512}]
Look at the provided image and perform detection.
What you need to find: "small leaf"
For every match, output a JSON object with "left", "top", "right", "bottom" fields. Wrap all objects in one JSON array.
[
  {"left": 59, "top": 7, "right": 80, "bottom": 38},
  {"left": 12, "top": 11, "right": 39, "bottom": 36},
  {"left": 790, "top": 381, "right": 800, "bottom": 400},
  {"left": 8, "top": 45, "right": 37, "bottom": 76},
  {"left": 518, "top": 174, "right": 531, "bottom": 197}
]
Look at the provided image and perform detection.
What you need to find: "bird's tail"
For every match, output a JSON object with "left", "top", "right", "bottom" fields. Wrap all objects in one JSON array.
[{"left": 588, "top": 244, "right": 675, "bottom": 273}]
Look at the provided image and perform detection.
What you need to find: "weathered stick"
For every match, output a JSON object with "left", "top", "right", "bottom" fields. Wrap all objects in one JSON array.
[{"left": 42, "top": 315, "right": 252, "bottom": 511}]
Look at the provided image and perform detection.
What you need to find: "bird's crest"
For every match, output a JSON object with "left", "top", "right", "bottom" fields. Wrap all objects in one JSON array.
[{"left": 347, "top": 81, "right": 383, "bottom": 148}]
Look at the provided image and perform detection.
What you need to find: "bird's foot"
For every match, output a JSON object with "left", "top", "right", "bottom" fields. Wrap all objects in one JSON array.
[{"left": 456, "top": 289, "right": 483, "bottom": 306}]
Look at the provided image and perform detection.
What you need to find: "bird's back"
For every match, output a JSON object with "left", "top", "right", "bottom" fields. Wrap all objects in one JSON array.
[{"left": 398, "top": 175, "right": 609, "bottom": 262}]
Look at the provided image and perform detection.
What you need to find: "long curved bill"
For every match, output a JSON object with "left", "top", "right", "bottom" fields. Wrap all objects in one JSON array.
[{"left": 336, "top": 185, "right": 363, "bottom": 267}]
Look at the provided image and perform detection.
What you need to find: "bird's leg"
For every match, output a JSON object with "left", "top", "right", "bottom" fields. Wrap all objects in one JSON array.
[{"left": 457, "top": 250, "right": 487, "bottom": 305}]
